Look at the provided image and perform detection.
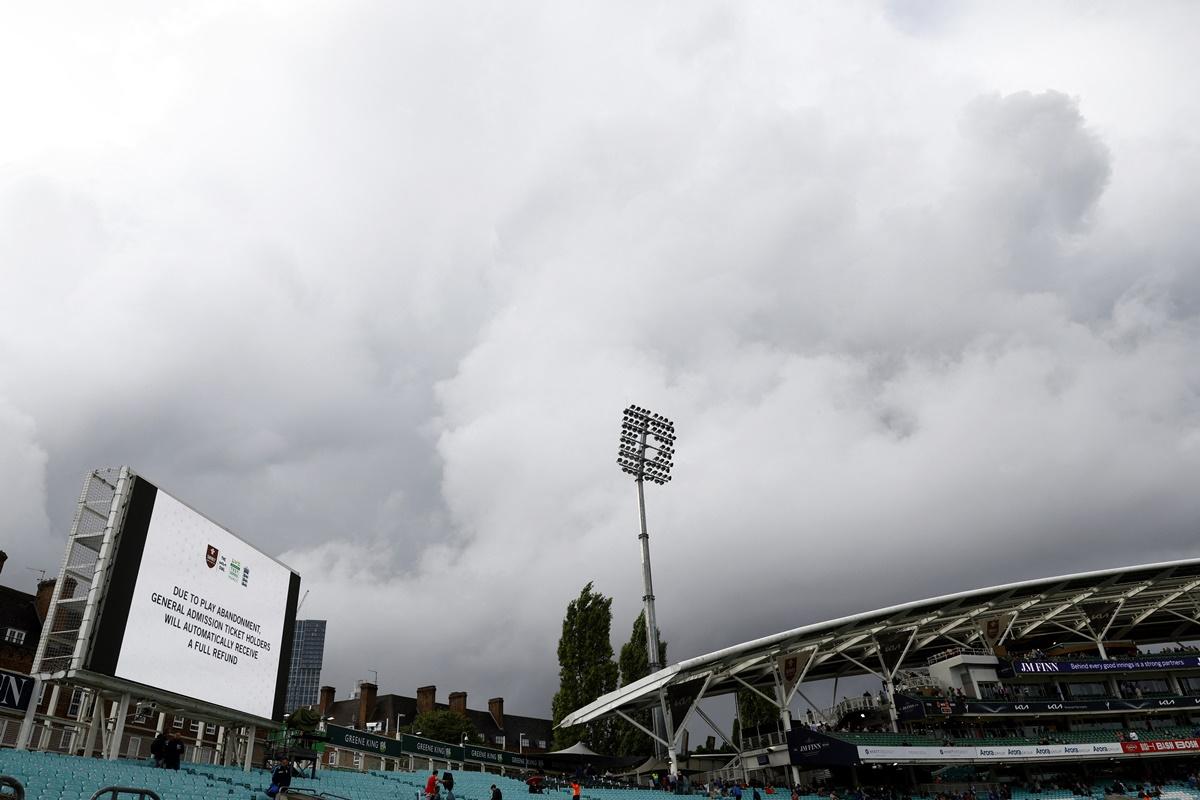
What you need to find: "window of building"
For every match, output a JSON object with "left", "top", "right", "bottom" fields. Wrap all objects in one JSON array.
[
  {"left": 37, "top": 684, "right": 47, "bottom": 707},
  {"left": 173, "top": 716, "right": 184, "bottom": 729},
  {"left": 67, "top": 688, "right": 83, "bottom": 717},
  {"left": 327, "top": 750, "right": 337, "bottom": 765},
  {"left": 353, "top": 752, "right": 362, "bottom": 768},
  {"left": 191, "top": 720, "right": 201, "bottom": 733},
  {"left": 206, "top": 723, "right": 216, "bottom": 735},
  {"left": 4, "top": 628, "right": 26, "bottom": 645},
  {"left": 537, "top": 740, "right": 546, "bottom": 749}
]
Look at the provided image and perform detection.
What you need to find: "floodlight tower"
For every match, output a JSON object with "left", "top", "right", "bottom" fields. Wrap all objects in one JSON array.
[{"left": 617, "top": 404, "right": 676, "bottom": 758}]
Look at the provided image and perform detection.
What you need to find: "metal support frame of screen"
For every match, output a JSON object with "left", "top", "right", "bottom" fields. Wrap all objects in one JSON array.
[{"left": 37, "top": 469, "right": 301, "bottom": 725}]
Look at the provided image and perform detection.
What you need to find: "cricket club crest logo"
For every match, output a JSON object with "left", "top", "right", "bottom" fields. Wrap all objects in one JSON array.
[
  {"left": 783, "top": 656, "right": 799, "bottom": 683},
  {"left": 985, "top": 618, "right": 1001, "bottom": 640},
  {"left": 206, "top": 545, "right": 219, "bottom": 568}
]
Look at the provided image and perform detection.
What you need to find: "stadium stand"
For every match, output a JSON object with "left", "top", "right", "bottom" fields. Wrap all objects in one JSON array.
[{"left": 0, "top": 749, "right": 707, "bottom": 800}]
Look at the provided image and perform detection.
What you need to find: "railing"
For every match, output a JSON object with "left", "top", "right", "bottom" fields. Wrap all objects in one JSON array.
[
  {"left": 820, "top": 694, "right": 891, "bottom": 722},
  {"left": 0, "top": 775, "right": 25, "bottom": 800},
  {"left": 895, "top": 674, "right": 942, "bottom": 691},
  {"left": 88, "top": 788, "right": 162, "bottom": 800},
  {"left": 926, "top": 647, "right": 993, "bottom": 665}
]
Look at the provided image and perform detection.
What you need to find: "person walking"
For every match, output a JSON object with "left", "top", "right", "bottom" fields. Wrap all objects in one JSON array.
[{"left": 425, "top": 769, "right": 441, "bottom": 800}]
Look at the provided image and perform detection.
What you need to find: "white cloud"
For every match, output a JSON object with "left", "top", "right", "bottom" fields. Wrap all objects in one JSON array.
[{"left": 2, "top": 2, "right": 1200, "bottom": 722}]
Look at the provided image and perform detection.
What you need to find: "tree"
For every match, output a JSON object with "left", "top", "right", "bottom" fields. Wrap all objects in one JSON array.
[
  {"left": 735, "top": 687, "right": 779, "bottom": 746},
  {"left": 551, "top": 582, "right": 620, "bottom": 752},
  {"left": 408, "top": 710, "right": 477, "bottom": 745},
  {"left": 613, "top": 610, "right": 667, "bottom": 756}
]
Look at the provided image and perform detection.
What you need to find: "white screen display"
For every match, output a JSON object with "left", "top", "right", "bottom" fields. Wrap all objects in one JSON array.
[{"left": 114, "top": 490, "right": 294, "bottom": 719}]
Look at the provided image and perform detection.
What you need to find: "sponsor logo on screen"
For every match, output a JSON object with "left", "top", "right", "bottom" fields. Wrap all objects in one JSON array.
[{"left": 207, "top": 547, "right": 252, "bottom": 588}]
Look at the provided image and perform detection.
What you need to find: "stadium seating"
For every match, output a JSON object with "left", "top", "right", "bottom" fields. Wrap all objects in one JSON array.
[{"left": 0, "top": 749, "right": 705, "bottom": 800}]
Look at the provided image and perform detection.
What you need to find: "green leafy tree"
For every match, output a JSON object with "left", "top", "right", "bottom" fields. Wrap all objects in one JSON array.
[
  {"left": 408, "top": 710, "right": 477, "bottom": 745},
  {"left": 736, "top": 687, "right": 779, "bottom": 745},
  {"left": 551, "top": 582, "right": 620, "bottom": 752},
  {"left": 613, "top": 610, "right": 667, "bottom": 756}
]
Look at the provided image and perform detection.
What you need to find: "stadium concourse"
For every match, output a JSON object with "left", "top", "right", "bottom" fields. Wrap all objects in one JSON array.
[{"left": 560, "top": 558, "right": 1200, "bottom": 788}]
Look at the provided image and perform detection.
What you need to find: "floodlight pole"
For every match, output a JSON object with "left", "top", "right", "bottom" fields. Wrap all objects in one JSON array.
[
  {"left": 635, "top": 434, "right": 667, "bottom": 756},
  {"left": 619, "top": 406, "right": 675, "bottom": 768}
]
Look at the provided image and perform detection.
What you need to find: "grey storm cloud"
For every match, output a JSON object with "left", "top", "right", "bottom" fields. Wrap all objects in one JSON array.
[{"left": 3, "top": 1, "right": 1200, "bottom": 722}]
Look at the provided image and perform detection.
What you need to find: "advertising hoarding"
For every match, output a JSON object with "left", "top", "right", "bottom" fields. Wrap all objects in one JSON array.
[
  {"left": 87, "top": 476, "right": 301, "bottom": 721},
  {"left": 857, "top": 742, "right": 1124, "bottom": 763},
  {"left": 1005, "top": 658, "right": 1200, "bottom": 675},
  {"left": 0, "top": 669, "right": 34, "bottom": 713},
  {"left": 326, "top": 727, "right": 547, "bottom": 769}
]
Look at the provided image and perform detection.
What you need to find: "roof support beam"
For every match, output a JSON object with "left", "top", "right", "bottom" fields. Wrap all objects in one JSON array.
[
  {"left": 1162, "top": 608, "right": 1200, "bottom": 627},
  {"left": 873, "top": 629, "right": 918, "bottom": 681},
  {"left": 1096, "top": 598, "right": 1127, "bottom": 642},
  {"left": 1127, "top": 580, "right": 1200, "bottom": 628},
  {"left": 616, "top": 709, "right": 669, "bottom": 749},
  {"left": 671, "top": 673, "right": 715, "bottom": 750},
  {"left": 914, "top": 606, "right": 996, "bottom": 650},
  {"left": 1018, "top": 589, "right": 1099, "bottom": 638},
  {"left": 731, "top": 675, "right": 781, "bottom": 709},
  {"left": 812, "top": 630, "right": 886, "bottom": 666},
  {"left": 839, "top": 652, "right": 883, "bottom": 681},
  {"left": 693, "top": 705, "right": 734, "bottom": 750}
]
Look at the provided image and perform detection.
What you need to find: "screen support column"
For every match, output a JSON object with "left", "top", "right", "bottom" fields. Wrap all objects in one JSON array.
[
  {"left": 243, "top": 725, "right": 256, "bottom": 772},
  {"left": 15, "top": 676, "right": 42, "bottom": 751},
  {"left": 107, "top": 693, "right": 130, "bottom": 760},
  {"left": 82, "top": 696, "right": 104, "bottom": 758}
]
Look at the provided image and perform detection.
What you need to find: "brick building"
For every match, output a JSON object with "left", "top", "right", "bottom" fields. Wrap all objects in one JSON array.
[
  {"left": 318, "top": 682, "right": 554, "bottom": 770},
  {"left": 0, "top": 551, "right": 48, "bottom": 674}
]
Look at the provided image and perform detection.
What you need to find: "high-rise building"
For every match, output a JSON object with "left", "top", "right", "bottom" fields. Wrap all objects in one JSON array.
[{"left": 285, "top": 619, "right": 327, "bottom": 712}]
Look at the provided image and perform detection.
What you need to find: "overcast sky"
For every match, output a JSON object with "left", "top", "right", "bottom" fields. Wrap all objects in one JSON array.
[{"left": 4, "top": 1, "right": 1200, "bottom": 726}]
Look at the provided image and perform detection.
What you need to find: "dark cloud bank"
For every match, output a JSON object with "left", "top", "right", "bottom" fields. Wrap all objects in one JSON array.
[{"left": 2, "top": 3, "right": 1200, "bottom": 721}]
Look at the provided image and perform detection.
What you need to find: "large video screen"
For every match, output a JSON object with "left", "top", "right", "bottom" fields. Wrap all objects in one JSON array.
[{"left": 88, "top": 476, "right": 300, "bottom": 721}]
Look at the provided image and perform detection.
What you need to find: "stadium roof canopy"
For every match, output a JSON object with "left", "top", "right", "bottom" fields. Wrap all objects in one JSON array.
[{"left": 560, "top": 558, "right": 1200, "bottom": 728}]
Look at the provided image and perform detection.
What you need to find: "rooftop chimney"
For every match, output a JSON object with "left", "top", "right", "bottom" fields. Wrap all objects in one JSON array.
[
  {"left": 417, "top": 685, "right": 436, "bottom": 715},
  {"left": 35, "top": 580, "right": 57, "bottom": 624},
  {"left": 449, "top": 691, "right": 467, "bottom": 716},
  {"left": 319, "top": 686, "right": 336, "bottom": 716},
  {"left": 488, "top": 697, "right": 504, "bottom": 729},
  {"left": 358, "top": 682, "right": 378, "bottom": 730}
]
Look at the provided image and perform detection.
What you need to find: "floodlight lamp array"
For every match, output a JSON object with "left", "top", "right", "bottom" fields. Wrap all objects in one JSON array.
[{"left": 617, "top": 404, "right": 676, "bottom": 484}]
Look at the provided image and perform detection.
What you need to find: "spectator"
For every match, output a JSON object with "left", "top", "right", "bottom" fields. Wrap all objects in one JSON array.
[
  {"left": 269, "top": 757, "right": 292, "bottom": 799},
  {"left": 425, "top": 769, "right": 441, "bottom": 800},
  {"left": 165, "top": 735, "right": 184, "bottom": 771},
  {"left": 492, "top": 786, "right": 504, "bottom": 800},
  {"left": 150, "top": 732, "right": 167, "bottom": 769}
]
